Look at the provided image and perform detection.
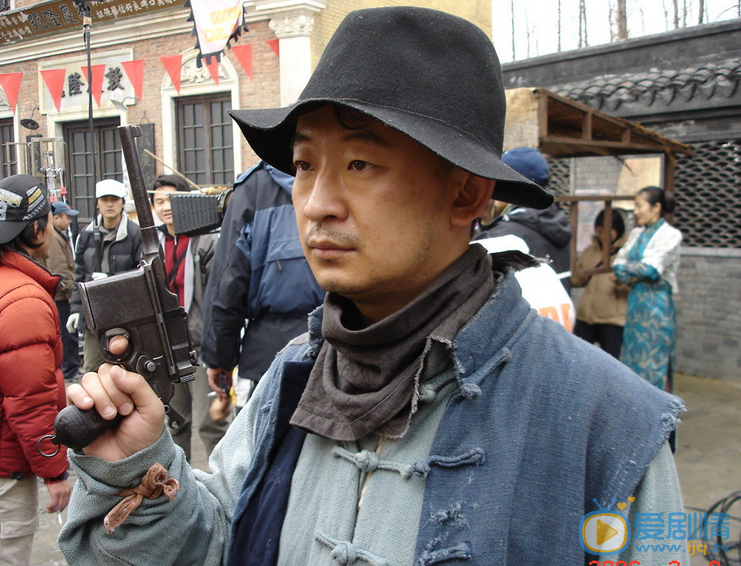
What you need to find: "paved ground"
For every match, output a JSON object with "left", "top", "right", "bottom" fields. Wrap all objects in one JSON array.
[{"left": 30, "top": 373, "right": 741, "bottom": 565}]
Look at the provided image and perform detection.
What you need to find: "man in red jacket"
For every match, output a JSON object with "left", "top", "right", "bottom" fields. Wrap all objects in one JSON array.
[{"left": 0, "top": 175, "right": 71, "bottom": 565}]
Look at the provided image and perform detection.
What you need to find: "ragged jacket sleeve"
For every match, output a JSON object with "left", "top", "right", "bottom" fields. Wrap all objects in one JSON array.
[{"left": 58, "top": 378, "right": 267, "bottom": 566}]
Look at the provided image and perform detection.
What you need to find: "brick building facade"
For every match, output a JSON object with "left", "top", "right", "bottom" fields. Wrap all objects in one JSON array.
[{"left": 0, "top": 0, "right": 491, "bottom": 224}]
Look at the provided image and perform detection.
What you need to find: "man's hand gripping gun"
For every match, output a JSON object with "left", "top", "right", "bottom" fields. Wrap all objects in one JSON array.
[{"left": 39, "top": 125, "right": 198, "bottom": 455}]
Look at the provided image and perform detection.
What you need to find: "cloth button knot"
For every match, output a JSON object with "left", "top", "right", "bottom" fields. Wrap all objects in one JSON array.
[
  {"left": 354, "top": 450, "right": 380, "bottom": 472},
  {"left": 418, "top": 385, "right": 436, "bottom": 403},
  {"left": 330, "top": 541, "right": 358, "bottom": 564}
]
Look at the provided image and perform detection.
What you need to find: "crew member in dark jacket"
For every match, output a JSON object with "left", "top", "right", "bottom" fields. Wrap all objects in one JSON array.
[
  {"left": 201, "top": 162, "right": 325, "bottom": 408},
  {"left": 67, "top": 179, "right": 142, "bottom": 373},
  {"left": 476, "top": 147, "right": 571, "bottom": 291},
  {"left": 44, "top": 201, "right": 80, "bottom": 383},
  {"left": 151, "top": 175, "right": 229, "bottom": 459}
]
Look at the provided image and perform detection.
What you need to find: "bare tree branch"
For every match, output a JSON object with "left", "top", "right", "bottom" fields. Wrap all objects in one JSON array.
[
  {"left": 616, "top": 0, "right": 628, "bottom": 39},
  {"left": 578, "top": 0, "right": 588, "bottom": 47},
  {"left": 511, "top": 0, "right": 516, "bottom": 60},
  {"left": 673, "top": 0, "right": 680, "bottom": 28}
]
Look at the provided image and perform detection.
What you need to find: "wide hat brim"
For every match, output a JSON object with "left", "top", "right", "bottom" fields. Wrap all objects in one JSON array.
[
  {"left": 230, "top": 101, "right": 553, "bottom": 210},
  {"left": 229, "top": 7, "right": 554, "bottom": 210}
]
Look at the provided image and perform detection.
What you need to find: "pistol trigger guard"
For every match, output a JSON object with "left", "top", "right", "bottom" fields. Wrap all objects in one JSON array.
[
  {"left": 164, "top": 403, "right": 186, "bottom": 431},
  {"left": 101, "top": 328, "right": 131, "bottom": 363}
]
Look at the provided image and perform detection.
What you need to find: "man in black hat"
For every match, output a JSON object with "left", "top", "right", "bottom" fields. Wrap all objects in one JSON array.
[{"left": 61, "top": 8, "right": 686, "bottom": 565}]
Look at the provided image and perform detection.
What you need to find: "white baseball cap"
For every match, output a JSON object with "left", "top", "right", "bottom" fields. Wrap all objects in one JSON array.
[{"left": 95, "top": 179, "right": 127, "bottom": 199}]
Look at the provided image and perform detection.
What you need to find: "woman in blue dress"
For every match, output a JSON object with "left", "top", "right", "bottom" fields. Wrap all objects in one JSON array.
[{"left": 613, "top": 186, "right": 683, "bottom": 390}]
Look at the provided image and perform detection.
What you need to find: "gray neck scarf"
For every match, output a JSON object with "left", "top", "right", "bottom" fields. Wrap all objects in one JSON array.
[{"left": 290, "top": 244, "right": 496, "bottom": 441}]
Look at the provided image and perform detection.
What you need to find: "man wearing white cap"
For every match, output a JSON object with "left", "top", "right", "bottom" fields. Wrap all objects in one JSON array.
[{"left": 67, "top": 179, "right": 142, "bottom": 373}]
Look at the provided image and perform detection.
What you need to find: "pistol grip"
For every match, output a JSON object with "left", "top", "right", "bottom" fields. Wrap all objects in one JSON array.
[{"left": 51, "top": 405, "right": 124, "bottom": 451}]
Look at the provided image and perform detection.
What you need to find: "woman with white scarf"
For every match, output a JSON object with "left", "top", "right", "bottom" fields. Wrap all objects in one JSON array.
[{"left": 613, "top": 186, "right": 683, "bottom": 390}]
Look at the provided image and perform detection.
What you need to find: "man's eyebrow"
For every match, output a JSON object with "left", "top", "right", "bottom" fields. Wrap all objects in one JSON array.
[
  {"left": 290, "top": 130, "right": 392, "bottom": 149},
  {"left": 291, "top": 132, "right": 310, "bottom": 149},
  {"left": 341, "top": 130, "right": 392, "bottom": 148}
]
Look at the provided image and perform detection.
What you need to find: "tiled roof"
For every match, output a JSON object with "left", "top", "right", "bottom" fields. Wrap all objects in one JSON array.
[{"left": 555, "top": 59, "right": 741, "bottom": 111}]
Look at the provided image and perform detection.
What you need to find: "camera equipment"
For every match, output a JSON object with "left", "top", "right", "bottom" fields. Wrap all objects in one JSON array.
[{"left": 168, "top": 187, "right": 234, "bottom": 236}]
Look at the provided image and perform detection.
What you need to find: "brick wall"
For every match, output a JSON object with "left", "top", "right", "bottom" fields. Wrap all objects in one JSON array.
[
  {"left": 1, "top": 16, "right": 281, "bottom": 176},
  {"left": 107, "top": 19, "right": 279, "bottom": 172},
  {"left": 674, "top": 249, "right": 741, "bottom": 384},
  {"left": 1, "top": 59, "right": 36, "bottom": 131},
  {"left": 571, "top": 248, "right": 741, "bottom": 384}
]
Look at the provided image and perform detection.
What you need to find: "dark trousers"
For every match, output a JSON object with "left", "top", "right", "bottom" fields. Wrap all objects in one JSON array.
[
  {"left": 55, "top": 299, "right": 80, "bottom": 382},
  {"left": 574, "top": 320, "right": 623, "bottom": 360}
]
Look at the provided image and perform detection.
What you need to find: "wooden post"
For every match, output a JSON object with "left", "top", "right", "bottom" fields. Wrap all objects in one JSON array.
[
  {"left": 601, "top": 200, "right": 613, "bottom": 268},
  {"left": 663, "top": 151, "right": 677, "bottom": 225},
  {"left": 569, "top": 200, "right": 579, "bottom": 277}
]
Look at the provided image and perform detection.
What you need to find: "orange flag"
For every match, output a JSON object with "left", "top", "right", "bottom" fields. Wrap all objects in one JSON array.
[
  {"left": 231, "top": 44, "right": 253, "bottom": 79},
  {"left": 81, "top": 64, "right": 106, "bottom": 107},
  {"left": 40, "top": 69, "right": 66, "bottom": 112},
  {"left": 0, "top": 73, "right": 23, "bottom": 112},
  {"left": 160, "top": 55, "right": 182, "bottom": 94},
  {"left": 121, "top": 60, "right": 145, "bottom": 101}
]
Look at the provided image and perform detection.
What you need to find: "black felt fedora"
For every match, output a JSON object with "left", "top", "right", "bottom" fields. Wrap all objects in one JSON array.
[{"left": 229, "top": 7, "right": 554, "bottom": 209}]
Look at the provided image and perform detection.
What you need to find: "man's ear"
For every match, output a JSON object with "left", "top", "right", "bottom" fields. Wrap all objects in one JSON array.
[
  {"left": 450, "top": 174, "right": 496, "bottom": 228},
  {"left": 32, "top": 221, "right": 43, "bottom": 242}
]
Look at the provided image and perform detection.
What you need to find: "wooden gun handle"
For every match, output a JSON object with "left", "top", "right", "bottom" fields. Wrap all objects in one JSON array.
[{"left": 50, "top": 405, "right": 124, "bottom": 451}]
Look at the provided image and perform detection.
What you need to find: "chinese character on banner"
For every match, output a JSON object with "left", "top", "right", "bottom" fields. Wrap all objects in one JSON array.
[
  {"left": 185, "top": 0, "right": 247, "bottom": 66},
  {"left": 105, "top": 66, "right": 125, "bottom": 91},
  {"left": 68, "top": 72, "right": 85, "bottom": 96}
]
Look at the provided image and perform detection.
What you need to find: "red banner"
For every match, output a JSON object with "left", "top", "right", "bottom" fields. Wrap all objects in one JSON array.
[
  {"left": 40, "top": 69, "right": 66, "bottom": 112},
  {"left": 81, "top": 64, "right": 106, "bottom": 107},
  {"left": 121, "top": 60, "right": 145, "bottom": 101},
  {"left": 160, "top": 55, "right": 182, "bottom": 94},
  {"left": 0, "top": 72, "right": 23, "bottom": 112},
  {"left": 267, "top": 39, "right": 280, "bottom": 58},
  {"left": 205, "top": 58, "right": 220, "bottom": 85},
  {"left": 231, "top": 44, "right": 253, "bottom": 80}
]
